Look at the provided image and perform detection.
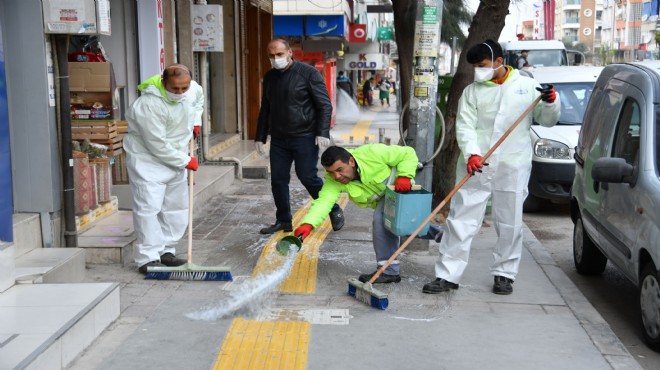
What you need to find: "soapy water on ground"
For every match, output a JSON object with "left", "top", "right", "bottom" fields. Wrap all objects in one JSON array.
[{"left": 186, "top": 248, "right": 298, "bottom": 321}]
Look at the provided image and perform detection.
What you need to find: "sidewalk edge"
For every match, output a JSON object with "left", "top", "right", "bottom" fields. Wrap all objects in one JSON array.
[{"left": 523, "top": 226, "right": 643, "bottom": 370}]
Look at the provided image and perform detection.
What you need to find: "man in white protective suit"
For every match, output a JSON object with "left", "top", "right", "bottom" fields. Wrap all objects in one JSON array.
[
  {"left": 123, "top": 64, "right": 204, "bottom": 274},
  {"left": 422, "top": 40, "right": 560, "bottom": 295}
]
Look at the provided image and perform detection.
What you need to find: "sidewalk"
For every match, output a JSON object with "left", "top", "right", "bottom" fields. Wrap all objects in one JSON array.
[{"left": 66, "top": 99, "right": 641, "bottom": 370}]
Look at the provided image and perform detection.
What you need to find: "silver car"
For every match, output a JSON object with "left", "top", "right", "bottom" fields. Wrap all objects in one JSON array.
[{"left": 571, "top": 61, "right": 660, "bottom": 351}]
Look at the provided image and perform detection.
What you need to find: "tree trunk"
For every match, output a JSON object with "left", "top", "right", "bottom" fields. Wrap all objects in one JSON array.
[
  {"left": 432, "top": 0, "right": 510, "bottom": 207},
  {"left": 392, "top": 0, "right": 417, "bottom": 134}
]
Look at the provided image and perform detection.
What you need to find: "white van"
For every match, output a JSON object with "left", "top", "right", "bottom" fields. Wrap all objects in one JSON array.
[
  {"left": 524, "top": 66, "right": 604, "bottom": 210},
  {"left": 501, "top": 40, "right": 569, "bottom": 67}
]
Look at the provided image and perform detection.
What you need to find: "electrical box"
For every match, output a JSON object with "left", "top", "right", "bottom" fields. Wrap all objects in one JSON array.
[{"left": 42, "top": 0, "right": 111, "bottom": 35}]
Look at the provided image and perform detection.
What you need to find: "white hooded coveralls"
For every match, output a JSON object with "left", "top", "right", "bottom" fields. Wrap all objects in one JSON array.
[
  {"left": 123, "top": 75, "right": 204, "bottom": 266},
  {"left": 435, "top": 68, "right": 560, "bottom": 283}
]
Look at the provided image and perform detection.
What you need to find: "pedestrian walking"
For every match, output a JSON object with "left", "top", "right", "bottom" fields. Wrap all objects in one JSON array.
[
  {"left": 422, "top": 40, "right": 559, "bottom": 295},
  {"left": 378, "top": 79, "right": 391, "bottom": 106},
  {"left": 293, "top": 144, "right": 443, "bottom": 283},
  {"left": 254, "top": 39, "right": 344, "bottom": 235},
  {"left": 362, "top": 77, "right": 373, "bottom": 106},
  {"left": 123, "top": 64, "right": 204, "bottom": 274}
]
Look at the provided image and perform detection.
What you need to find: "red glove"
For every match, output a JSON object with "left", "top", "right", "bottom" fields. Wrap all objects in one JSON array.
[
  {"left": 186, "top": 157, "right": 198, "bottom": 171},
  {"left": 393, "top": 176, "right": 412, "bottom": 193},
  {"left": 536, "top": 84, "right": 556, "bottom": 103},
  {"left": 467, "top": 155, "right": 488, "bottom": 175},
  {"left": 294, "top": 224, "right": 313, "bottom": 240},
  {"left": 193, "top": 126, "right": 201, "bottom": 139}
]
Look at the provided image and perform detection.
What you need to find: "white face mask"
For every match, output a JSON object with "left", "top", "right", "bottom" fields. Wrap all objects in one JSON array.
[
  {"left": 270, "top": 57, "right": 289, "bottom": 70},
  {"left": 165, "top": 90, "right": 186, "bottom": 102},
  {"left": 474, "top": 64, "right": 503, "bottom": 82}
]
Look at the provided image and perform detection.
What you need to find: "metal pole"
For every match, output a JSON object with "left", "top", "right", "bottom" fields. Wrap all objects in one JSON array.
[
  {"left": 450, "top": 36, "right": 457, "bottom": 75},
  {"left": 405, "top": 0, "right": 443, "bottom": 190}
]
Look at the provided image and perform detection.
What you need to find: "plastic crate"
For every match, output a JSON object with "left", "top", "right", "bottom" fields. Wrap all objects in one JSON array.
[{"left": 383, "top": 185, "right": 431, "bottom": 237}]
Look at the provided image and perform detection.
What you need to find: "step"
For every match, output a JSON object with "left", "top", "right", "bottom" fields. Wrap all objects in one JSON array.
[
  {"left": 208, "top": 139, "right": 266, "bottom": 179},
  {"left": 0, "top": 242, "right": 14, "bottom": 292},
  {"left": 76, "top": 211, "right": 135, "bottom": 266},
  {"left": 113, "top": 159, "right": 237, "bottom": 211},
  {"left": 12, "top": 214, "right": 43, "bottom": 258},
  {"left": 242, "top": 155, "right": 270, "bottom": 179},
  {"left": 14, "top": 248, "right": 87, "bottom": 284},
  {"left": 0, "top": 283, "right": 120, "bottom": 370}
]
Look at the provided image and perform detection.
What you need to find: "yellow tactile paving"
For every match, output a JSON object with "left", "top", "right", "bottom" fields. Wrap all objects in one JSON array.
[
  {"left": 215, "top": 194, "right": 348, "bottom": 369},
  {"left": 213, "top": 318, "right": 310, "bottom": 370},
  {"left": 341, "top": 105, "right": 384, "bottom": 141},
  {"left": 252, "top": 194, "right": 348, "bottom": 294}
]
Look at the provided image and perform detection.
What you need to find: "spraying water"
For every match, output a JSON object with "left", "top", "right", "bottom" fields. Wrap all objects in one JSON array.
[{"left": 186, "top": 248, "right": 298, "bottom": 321}]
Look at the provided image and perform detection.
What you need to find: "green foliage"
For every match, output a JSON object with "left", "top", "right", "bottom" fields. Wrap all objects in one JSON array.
[{"left": 441, "top": 0, "right": 473, "bottom": 48}]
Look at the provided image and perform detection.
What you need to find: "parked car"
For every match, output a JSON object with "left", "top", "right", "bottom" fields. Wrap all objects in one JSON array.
[
  {"left": 524, "top": 66, "right": 604, "bottom": 210},
  {"left": 571, "top": 61, "right": 660, "bottom": 351}
]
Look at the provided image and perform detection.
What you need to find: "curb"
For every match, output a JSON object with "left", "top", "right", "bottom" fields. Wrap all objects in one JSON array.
[{"left": 523, "top": 225, "right": 643, "bottom": 370}]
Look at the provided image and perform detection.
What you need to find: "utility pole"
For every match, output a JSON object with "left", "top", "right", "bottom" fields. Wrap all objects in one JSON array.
[
  {"left": 450, "top": 36, "right": 457, "bottom": 75},
  {"left": 405, "top": 0, "right": 443, "bottom": 190}
]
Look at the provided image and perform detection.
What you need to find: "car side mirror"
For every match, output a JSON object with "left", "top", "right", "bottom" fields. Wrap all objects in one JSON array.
[{"left": 591, "top": 157, "right": 634, "bottom": 184}]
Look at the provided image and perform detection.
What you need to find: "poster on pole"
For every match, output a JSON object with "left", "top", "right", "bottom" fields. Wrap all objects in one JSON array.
[
  {"left": 412, "top": 6, "right": 440, "bottom": 85},
  {"left": 192, "top": 5, "right": 223, "bottom": 52}
]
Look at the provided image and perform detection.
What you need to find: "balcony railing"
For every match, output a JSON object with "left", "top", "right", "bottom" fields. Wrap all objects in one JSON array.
[
  {"left": 564, "top": 17, "right": 580, "bottom": 24},
  {"left": 564, "top": 35, "right": 579, "bottom": 42},
  {"left": 564, "top": 0, "right": 581, "bottom": 5}
]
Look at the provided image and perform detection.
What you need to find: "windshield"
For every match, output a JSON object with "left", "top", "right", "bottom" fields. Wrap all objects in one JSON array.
[
  {"left": 534, "top": 82, "right": 595, "bottom": 125},
  {"left": 504, "top": 50, "right": 568, "bottom": 67}
]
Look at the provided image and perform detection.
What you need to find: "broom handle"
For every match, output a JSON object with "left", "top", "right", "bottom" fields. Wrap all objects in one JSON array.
[
  {"left": 188, "top": 139, "right": 194, "bottom": 264},
  {"left": 368, "top": 96, "right": 542, "bottom": 284}
]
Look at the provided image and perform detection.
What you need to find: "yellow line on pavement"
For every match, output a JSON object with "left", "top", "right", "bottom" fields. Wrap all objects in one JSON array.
[
  {"left": 341, "top": 105, "right": 383, "bottom": 141},
  {"left": 214, "top": 195, "right": 348, "bottom": 369},
  {"left": 212, "top": 318, "right": 310, "bottom": 370},
  {"left": 252, "top": 194, "right": 348, "bottom": 294}
]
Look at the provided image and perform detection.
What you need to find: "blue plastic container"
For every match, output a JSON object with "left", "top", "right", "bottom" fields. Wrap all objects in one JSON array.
[{"left": 383, "top": 186, "right": 431, "bottom": 237}]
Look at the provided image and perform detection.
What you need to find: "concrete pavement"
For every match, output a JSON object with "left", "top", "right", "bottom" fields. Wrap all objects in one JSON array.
[{"left": 66, "top": 96, "right": 642, "bottom": 369}]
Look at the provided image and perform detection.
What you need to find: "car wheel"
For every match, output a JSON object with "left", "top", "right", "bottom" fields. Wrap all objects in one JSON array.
[
  {"left": 573, "top": 215, "right": 607, "bottom": 275},
  {"left": 639, "top": 262, "right": 660, "bottom": 351}
]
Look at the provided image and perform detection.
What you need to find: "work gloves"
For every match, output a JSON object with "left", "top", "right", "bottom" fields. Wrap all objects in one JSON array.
[
  {"left": 186, "top": 157, "right": 199, "bottom": 171},
  {"left": 536, "top": 84, "right": 556, "bottom": 103},
  {"left": 315, "top": 136, "right": 331, "bottom": 154},
  {"left": 193, "top": 126, "right": 201, "bottom": 139},
  {"left": 255, "top": 136, "right": 269, "bottom": 157},
  {"left": 294, "top": 224, "right": 313, "bottom": 239},
  {"left": 467, "top": 154, "right": 488, "bottom": 175},
  {"left": 394, "top": 176, "right": 412, "bottom": 193}
]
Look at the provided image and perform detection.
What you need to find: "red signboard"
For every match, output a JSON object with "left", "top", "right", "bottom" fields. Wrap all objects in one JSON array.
[{"left": 349, "top": 24, "right": 367, "bottom": 43}]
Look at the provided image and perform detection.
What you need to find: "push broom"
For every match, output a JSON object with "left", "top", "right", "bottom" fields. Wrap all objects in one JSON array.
[
  {"left": 348, "top": 95, "right": 543, "bottom": 309},
  {"left": 146, "top": 139, "right": 233, "bottom": 281}
]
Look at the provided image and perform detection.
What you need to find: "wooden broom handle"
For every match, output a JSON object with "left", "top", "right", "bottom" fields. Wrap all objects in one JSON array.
[
  {"left": 368, "top": 96, "right": 542, "bottom": 284},
  {"left": 188, "top": 139, "right": 194, "bottom": 263}
]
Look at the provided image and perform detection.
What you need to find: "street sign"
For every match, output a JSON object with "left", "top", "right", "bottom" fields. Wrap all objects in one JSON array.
[{"left": 349, "top": 24, "right": 367, "bottom": 43}]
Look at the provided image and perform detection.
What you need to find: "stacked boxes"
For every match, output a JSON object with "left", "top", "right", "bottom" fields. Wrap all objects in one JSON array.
[{"left": 69, "top": 61, "right": 128, "bottom": 185}]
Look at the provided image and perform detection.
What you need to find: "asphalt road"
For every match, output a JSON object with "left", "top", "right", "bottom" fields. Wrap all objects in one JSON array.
[{"left": 523, "top": 203, "right": 660, "bottom": 369}]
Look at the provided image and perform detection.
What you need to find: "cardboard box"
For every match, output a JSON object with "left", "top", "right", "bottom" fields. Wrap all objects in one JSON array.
[
  {"left": 42, "top": 0, "right": 111, "bottom": 35},
  {"left": 69, "top": 62, "right": 112, "bottom": 92}
]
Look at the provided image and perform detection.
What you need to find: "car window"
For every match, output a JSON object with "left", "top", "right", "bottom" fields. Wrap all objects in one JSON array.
[
  {"left": 554, "top": 82, "right": 595, "bottom": 125},
  {"left": 612, "top": 98, "right": 641, "bottom": 166}
]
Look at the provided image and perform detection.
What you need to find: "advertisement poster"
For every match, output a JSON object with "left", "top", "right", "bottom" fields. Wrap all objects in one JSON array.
[{"left": 192, "top": 5, "right": 223, "bottom": 52}]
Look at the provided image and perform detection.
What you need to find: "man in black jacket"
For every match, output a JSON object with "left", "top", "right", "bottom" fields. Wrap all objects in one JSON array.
[{"left": 254, "top": 39, "right": 344, "bottom": 234}]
